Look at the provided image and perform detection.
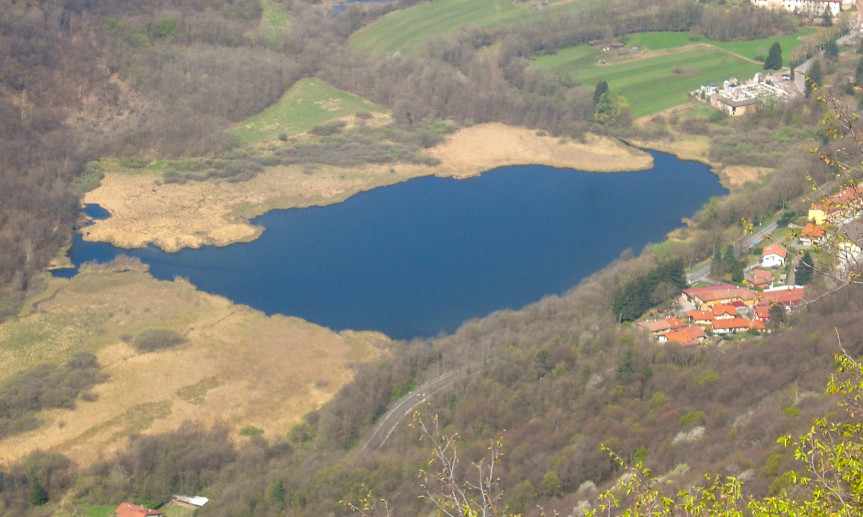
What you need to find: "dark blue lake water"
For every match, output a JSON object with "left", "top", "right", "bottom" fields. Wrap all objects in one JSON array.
[{"left": 59, "top": 151, "right": 725, "bottom": 339}]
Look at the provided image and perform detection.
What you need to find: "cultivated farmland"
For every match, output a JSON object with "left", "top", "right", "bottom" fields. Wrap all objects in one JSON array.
[
  {"left": 348, "top": 0, "right": 530, "bottom": 53},
  {"left": 533, "top": 45, "right": 765, "bottom": 118},
  {"left": 626, "top": 29, "right": 816, "bottom": 63}
]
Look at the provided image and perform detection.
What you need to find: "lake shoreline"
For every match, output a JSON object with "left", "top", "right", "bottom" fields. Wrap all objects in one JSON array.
[{"left": 81, "top": 123, "right": 654, "bottom": 253}]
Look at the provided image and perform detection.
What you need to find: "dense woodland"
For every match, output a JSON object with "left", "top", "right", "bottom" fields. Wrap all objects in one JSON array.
[{"left": 1, "top": 0, "right": 862, "bottom": 515}]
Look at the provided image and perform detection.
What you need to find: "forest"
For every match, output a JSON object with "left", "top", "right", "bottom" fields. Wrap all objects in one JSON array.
[{"left": 1, "top": 0, "right": 863, "bottom": 515}]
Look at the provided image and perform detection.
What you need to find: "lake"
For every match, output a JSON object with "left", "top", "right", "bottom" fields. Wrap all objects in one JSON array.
[{"left": 59, "top": 150, "right": 725, "bottom": 339}]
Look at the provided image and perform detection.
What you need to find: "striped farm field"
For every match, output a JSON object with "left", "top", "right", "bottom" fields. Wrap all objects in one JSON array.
[
  {"left": 626, "top": 29, "right": 817, "bottom": 63},
  {"left": 540, "top": 46, "right": 763, "bottom": 118},
  {"left": 348, "top": 0, "right": 530, "bottom": 53}
]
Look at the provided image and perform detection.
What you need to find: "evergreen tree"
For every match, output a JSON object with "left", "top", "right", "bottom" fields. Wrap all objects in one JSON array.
[
  {"left": 796, "top": 251, "right": 814, "bottom": 285},
  {"left": 822, "top": 7, "right": 833, "bottom": 27},
  {"left": 267, "top": 479, "right": 286, "bottom": 503},
  {"left": 28, "top": 478, "right": 48, "bottom": 506},
  {"left": 764, "top": 42, "right": 782, "bottom": 70},
  {"left": 806, "top": 60, "right": 822, "bottom": 98},
  {"left": 722, "top": 244, "right": 736, "bottom": 274},
  {"left": 768, "top": 302, "right": 786, "bottom": 330},
  {"left": 855, "top": 58, "right": 863, "bottom": 87},
  {"left": 731, "top": 260, "right": 744, "bottom": 283},
  {"left": 593, "top": 80, "right": 609, "bottom": 105},
  {"left": 824, "top": 39, "right": 839, "bottom": 60}
]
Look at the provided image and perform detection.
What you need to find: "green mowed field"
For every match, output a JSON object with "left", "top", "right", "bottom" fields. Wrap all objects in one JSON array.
[
  {"left": 557, "top": 47, "right": 763, "bottom": 118},
  {"left": 348, "top": 0, "right": 530, "bottom": 53},
  {"left": 233, "top": 78, "right": 386, "bottom": 143},
  {"left": 626, "top": 29, "right": 817, "bottom": 63}
]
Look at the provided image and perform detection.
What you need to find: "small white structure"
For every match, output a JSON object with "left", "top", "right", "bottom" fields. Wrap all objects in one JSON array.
[
  {"left": 762, "top": 244, "right": 788, "bottom": 268},
  {"left": 170, "top": 495, "right": 209, "bottom": 509}
]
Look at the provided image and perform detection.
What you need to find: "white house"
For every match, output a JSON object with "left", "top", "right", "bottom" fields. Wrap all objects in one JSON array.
[
  {"left": 762, "top": 244, "right": 788, "bottom": 268},
  {"left": 753, "top": 0, "right": 843, "bottom": 15}
]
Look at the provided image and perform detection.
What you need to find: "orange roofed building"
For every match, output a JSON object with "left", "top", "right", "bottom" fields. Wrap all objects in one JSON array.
[
  {"left": 685, "top": 310, "right": 714, "bottom": 326},
  {"left": 638, "top": 317, "right": 687, "bottom": 336},
  {"left": 758, "top": 286, "right": 805, "bottom": 308},
  {"left": 747, "top": 268, "right": 773, "bottom": 289},
  {"left": 712, "top": 303, "right": 738, "bottom": 319},
  {"left": 801, "top": 223, "right": 826, "bottom": 248},
  {"left": 712, "top": 317, "right": 753, "bottom": 335},
  {"left": 681, "top": 284, "right": 757, "bottom": 309},
  {"left": 808, "top": 185, "right": 863, "bottom": 225},
  {"left": 761, "top": 244, "right": 787, "bottom": 268},
  {"left": 663, "top": 325, "right": 707, "bottom": 346},
  {"left": 115, "top": 503, "right": 164, "bottom": 517}
]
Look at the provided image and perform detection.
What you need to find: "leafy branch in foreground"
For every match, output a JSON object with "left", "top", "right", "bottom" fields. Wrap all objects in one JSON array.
[
  {"left": 413, "top": 412, "right": 507, "bottom": 517},
  {"left": 586, "top": 331, "right": 863, "bottom": 517}
]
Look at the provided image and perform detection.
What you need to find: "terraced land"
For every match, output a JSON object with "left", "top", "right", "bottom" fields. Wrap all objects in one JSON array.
[
  {"left": 534, "top": 45, "right": 764, "bottom": 118},
  {"left": 348, "top": 0, "right": 531, "bottom": 53}
]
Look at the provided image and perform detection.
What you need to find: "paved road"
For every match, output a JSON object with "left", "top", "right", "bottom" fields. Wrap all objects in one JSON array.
[
  {"left": 686, "top": 221, "right": 778, "bottom": 284},
  {"left": 360, "top": 362, "right": 488, "bottom": 452}
]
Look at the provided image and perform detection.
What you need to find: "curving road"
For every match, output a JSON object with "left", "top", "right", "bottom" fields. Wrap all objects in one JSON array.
[{"left": 360, "top": 362, "right": 488, "bottom": 453}]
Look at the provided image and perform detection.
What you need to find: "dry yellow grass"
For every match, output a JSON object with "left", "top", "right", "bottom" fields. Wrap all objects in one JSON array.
[
  {"left": 82, "top": 124, "right": 653, "bottom": 252},
  {"left": 720, "top": 165, "right": 771, "bottom": 187},
  {"left": 0, "top": 263, "right": 386, "bottom": 466}
]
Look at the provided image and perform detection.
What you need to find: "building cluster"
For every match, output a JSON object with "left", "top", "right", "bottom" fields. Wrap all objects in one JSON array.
[
  {"left": 807, "top": 185, "right": 863, "bottom": 273},
  {"left": 638, "top": 284, "right": 805, "bottom": 346},
  {"left": 752, "top": 0, "right": 848, "bottom": 16},
  {"left": 697, "top": 73, "right": 799, "bottom": 116}
]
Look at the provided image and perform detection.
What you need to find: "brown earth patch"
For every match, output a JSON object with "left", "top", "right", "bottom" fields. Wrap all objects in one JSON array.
[
  {"left": 0, "top": 266, "right": 386, "bottom": 467},
  {"left": 721, "top": 165, "right": 772, "bottom": 187},
  {"left": 83, "top": 124, "right": 653, "bottom": 252}
]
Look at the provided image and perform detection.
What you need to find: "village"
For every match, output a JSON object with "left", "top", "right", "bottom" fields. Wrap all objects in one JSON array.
[{"left": 637, "top": 184, "right": 863, "bottom": 346}]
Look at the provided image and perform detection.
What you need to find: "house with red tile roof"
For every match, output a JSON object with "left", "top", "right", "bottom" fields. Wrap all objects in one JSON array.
[
  {"left": 681, "top": 285, "right": 757, "bottom": 309},
  {"left": 747, "top": 268, "right": 773, "bottom": 289},
  {"left": 114, "top": 503, "right": 164, "bottom": 517},
  {"left": 761, "top": 244, "right": 787, "bottom": 268},
  {"left": 663, "top": 325, "right": 707, "bottom": 346},
  {"left": 638, "top": 316, "right": 687, "bottom": 336},
  {"left": 808, "top": 185, "right": 863, "bottom": 225},
  {"left": 800, "top": 223, "right": 826, "bottom": 248},
  {"left": 758, "top": 286, "right": 805, "bottom": 307},
  {"left": 685, "top": 310, "right": 714, "bottom": 326},
  {"left": 712, "top": 317, "right": 753, "bottom": 335},
  {"left": 711, "top": 303, "right": 738, "bottom": 319},
  {"left": 749, "top": 319, "right": 767, "bottom": 332},
  {"left": 754, "top": 304, "right": 771, "bottom": 321}
]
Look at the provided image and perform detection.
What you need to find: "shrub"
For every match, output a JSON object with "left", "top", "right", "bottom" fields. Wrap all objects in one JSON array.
[
  {"left": 132, "top": 329, "right": 185, "bottom": 353},
  {"left": 239, "top": 425, "right": 263, "bottom": 437}
]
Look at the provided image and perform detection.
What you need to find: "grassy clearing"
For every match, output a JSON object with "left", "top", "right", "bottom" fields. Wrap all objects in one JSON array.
[
  {"left": 535, "top": 46, "right": 763, "bottom": 118},
  {"left": 160, "top": 506, "right": 197, "bottom": 517},
  {"left": 260, "top": 0, "right": 290, "bottom": 28},
  {"left": 626, "top": 29, "right": 817, "bottom": 63},
  {"left": 531, "top": 45, "right": 596, "bottom": 71},
  {"left": 80, "top": 504, "right": 116, "bottom": 517},
  {"left": 348, "top": 0, "right": 530, "bottom": 53},
  {"left": 233, "top": 78, "right": 386, "bottom": 143}
]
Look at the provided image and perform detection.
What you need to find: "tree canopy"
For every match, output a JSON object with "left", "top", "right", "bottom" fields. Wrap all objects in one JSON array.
[{"left": 764, "top": 41, "right": 782, "bottom": 70}]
